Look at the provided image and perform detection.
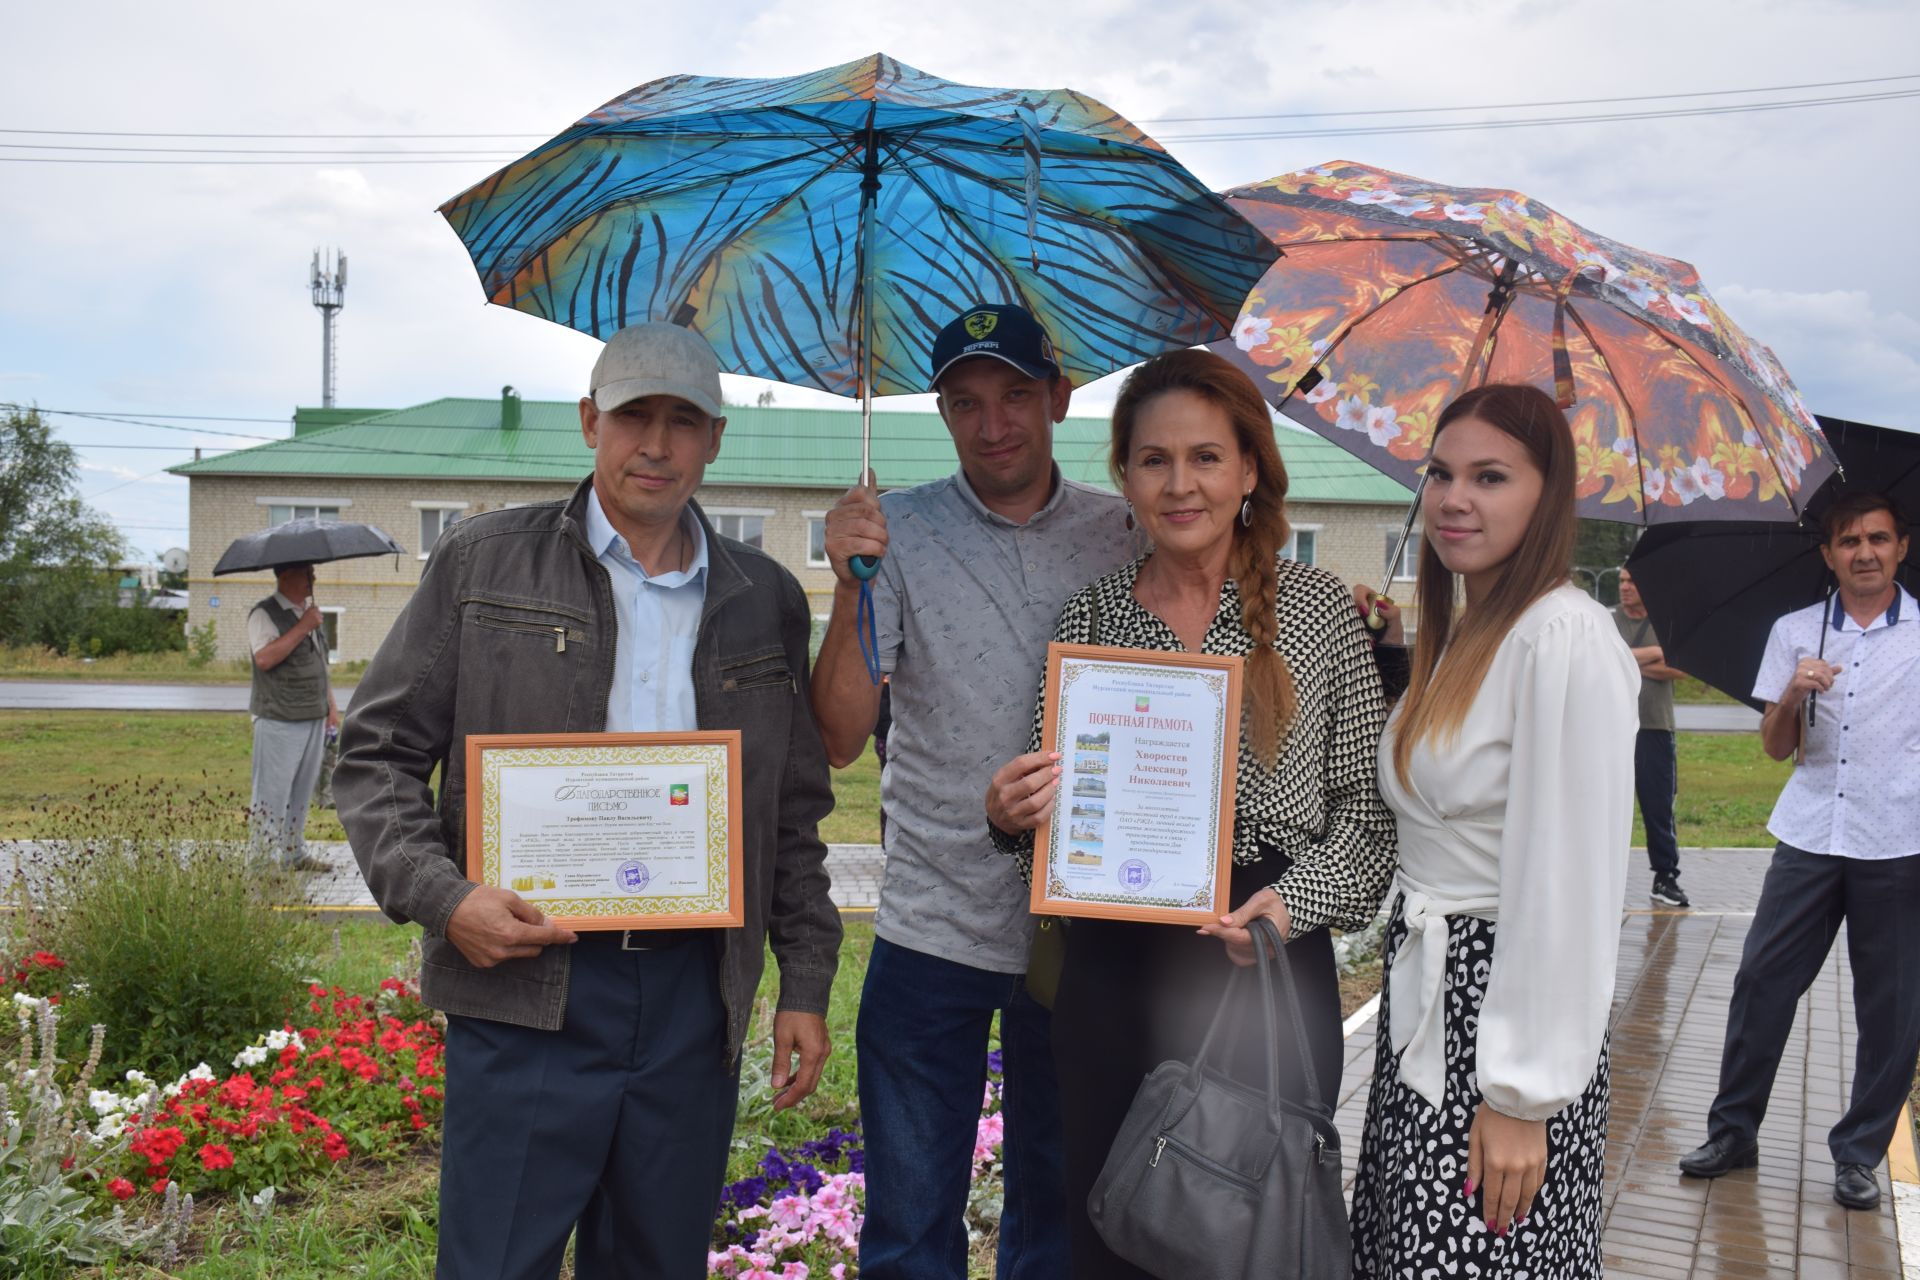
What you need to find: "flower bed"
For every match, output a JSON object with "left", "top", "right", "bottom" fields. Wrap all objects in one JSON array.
[
  {"left": 88, "top": 978, "right": 443, "bottom": 1201},
  {"left": 709, "top": 1052, "right": 1008, "bottom": 1278}
]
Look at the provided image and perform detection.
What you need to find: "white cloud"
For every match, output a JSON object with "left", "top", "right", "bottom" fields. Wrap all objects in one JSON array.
[
  {"left": 0, "top": 0, "right": 1912, "bottom": 543},
  {"left": 1714, "top": 285, "right": 1920, "bottom": 426}
]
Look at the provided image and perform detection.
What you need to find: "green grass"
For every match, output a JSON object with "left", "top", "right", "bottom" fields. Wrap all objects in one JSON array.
[
  {"left": 1673, "top": 676, "right": 1738, "bottom": 705},
  {"left": 0, "top": 644, "right": 370, "bottom": 685},
  {"left": 822, "top": 745, "right": 881, "bottom": 845},
  {"left": 1631, "top": 732, "right": 1792, "bottom": 849},
  {"left": 0, "top": 712, "right": 881, "bottom": 848}
]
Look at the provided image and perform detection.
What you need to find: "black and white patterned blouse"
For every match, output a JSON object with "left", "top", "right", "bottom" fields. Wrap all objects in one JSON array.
[{"left": 992, "top": 554, "right": 1399, "bottom": 934}]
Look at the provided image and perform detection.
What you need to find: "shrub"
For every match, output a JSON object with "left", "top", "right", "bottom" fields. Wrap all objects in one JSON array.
[
  {"left": 0, "top": 996, "right": 193, "bottom": 1276},
  {"left": 14, "top": 782, "right": 317, "bottom": 1079},
  {"left": 187, "top": 621, "right": 219, "bottom": 668}
]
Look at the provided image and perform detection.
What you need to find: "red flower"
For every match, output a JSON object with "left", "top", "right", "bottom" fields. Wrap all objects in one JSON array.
[
  {"left": 107, "top": 1178, "right": 136, "bottom": 1201},
  {"left": 151, "top": 1178, "right": 170, "bottom": 1194},
  {"left": 199, "top": 1143, "right": 235, "bottom": 1172},
  {"left": 322, "top": 1131, "right": 349, "bottom": 1162},
  {"left": 29, "top": 951, "right": 65, "bottom": 969}
]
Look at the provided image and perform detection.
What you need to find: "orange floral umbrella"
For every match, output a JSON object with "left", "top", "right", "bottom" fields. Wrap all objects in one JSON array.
[{"left": 1211, "top": 161, "right": 1833, "bottom": 523}]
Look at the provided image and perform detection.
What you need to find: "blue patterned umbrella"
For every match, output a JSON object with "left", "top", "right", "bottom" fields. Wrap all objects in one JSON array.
[{"left": 438, "top": 52, "right": 1274, "bottom": 486}]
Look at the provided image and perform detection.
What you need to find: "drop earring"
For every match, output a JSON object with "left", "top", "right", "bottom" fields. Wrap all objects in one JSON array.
[
  {"left": 1239, "top": 496, "right": 1253, "bottom": 527},
  {"left": 1125, "top": 502, "right": 1135, "bottom": 531}
]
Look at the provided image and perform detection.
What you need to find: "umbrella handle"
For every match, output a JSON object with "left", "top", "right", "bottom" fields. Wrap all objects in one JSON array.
[{"left": 851, "top": 554, "right": 881, "bottom": 580}]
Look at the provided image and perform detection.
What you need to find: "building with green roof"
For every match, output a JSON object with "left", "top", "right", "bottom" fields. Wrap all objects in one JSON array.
[{"left": 174, "top": 390, "right": 1411, "bottom": 662}]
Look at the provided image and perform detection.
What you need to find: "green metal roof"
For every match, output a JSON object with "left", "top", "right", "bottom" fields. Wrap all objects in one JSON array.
[
  {"left": 292, "top": 407, "right": 392, "bottom": 436},
  {"left": 171, "top": 397, "right": 1410, "bottom": 504}
]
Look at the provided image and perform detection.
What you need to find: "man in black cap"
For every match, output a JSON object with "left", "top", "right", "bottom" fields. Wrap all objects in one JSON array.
[{"left": 812, "top": 305, "right": 1132, "bottom": 1279}]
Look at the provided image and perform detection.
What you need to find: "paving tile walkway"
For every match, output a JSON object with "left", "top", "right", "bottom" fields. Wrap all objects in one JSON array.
[{"left": 1336, "top": 848, "right": 1908, "bottom": 1277}]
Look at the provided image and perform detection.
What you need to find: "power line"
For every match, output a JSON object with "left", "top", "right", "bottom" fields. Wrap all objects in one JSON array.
[
  {"left": 1143, "top": 72, "right": 1920, "bottom": 123},
  {"left": 7, "top": 72, "right": 1914, "bottom": 137},
  {"left": 1158, "top": 88, "right": 1920, "bottom": 144},
  {"left": 2, "top": 76, "right": 1915, "bottom": 164}
]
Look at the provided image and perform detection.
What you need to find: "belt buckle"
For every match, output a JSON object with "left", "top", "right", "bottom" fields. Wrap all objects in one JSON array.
[{"left": 620, "top": 930, "right": 647, "bottom": 951}]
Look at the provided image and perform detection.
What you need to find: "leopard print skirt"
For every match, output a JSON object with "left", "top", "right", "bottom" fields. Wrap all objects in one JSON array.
[{"left": 1350, "top": 897, "right": 1610, "bottom": 1279}]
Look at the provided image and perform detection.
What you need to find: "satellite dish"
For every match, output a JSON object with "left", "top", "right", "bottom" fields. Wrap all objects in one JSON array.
[{"left": 161, "top": 547, "right": 189, "bottom": 575}]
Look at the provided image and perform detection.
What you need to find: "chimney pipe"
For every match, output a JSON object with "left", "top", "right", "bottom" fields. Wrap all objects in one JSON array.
[{"left": 501, "top": 385, "right": 521, "bottom": 432}]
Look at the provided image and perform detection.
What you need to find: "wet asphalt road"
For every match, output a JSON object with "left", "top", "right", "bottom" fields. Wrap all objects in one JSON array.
[{"left": 0, "top": 681, "right": 1762, "bottom": 731}]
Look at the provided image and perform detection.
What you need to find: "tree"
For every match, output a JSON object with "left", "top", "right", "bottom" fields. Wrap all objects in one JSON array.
[{"left": 0, "top": 404, "right": 125, "bottom": 646}]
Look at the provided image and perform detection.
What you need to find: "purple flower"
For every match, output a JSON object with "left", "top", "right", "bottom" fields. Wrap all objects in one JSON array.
[
  {"left": 986, "top": 1050, "right": 1005, "bottom": 1078},
  {"left": 760, "top": 1149, "right": 791, "bottom": 1182}
]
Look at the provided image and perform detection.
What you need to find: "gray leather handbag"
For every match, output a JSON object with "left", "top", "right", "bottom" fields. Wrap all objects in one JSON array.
[{"left": 1088, "top": 917, "right": 1351, "bottom": 1279}]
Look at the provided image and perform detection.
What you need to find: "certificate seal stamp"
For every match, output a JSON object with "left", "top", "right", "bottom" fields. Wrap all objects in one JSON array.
[
  {"left": 1117, "top": 859, "right": 1152, "bottom": 894},
  {"left": 614, "top": 860, "right": 651, "bottom": 892}
]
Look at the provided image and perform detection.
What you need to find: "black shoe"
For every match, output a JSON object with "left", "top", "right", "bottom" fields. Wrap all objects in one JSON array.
[
  {"left": 1834, "top": 1163, "right": 1882, "bottom": 1210},
  {"left": 1678, "top": 1135, "right": 1758, "bottom": 1178},
  {"left": 1650, "top": 874, "right": 1691, "bottom": 908}
]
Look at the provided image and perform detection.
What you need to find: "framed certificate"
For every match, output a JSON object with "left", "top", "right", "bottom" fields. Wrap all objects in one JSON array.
[
  {"left": 1031, "top": 644, "right": 1242, "bottom": 926},
  {"left": 464, "top": 731, "right": 744, "bottom": 931}
]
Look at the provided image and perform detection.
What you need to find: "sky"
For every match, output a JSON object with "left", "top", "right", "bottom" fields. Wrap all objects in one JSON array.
[{"left": 2, "top": 0, "right": 1916, "bottom": 559}]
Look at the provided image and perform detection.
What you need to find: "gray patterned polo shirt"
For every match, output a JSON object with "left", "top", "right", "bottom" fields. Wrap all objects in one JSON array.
[{"left": 870, "top": 466, "right": 1132, "bottom": 973}]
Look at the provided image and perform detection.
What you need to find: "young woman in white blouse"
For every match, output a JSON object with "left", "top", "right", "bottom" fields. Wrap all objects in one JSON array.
[{"left": 1348, "top": 384, "right": 1639, "bottom": 1277}]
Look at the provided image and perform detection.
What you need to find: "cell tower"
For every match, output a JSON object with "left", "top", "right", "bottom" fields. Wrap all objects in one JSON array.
[{"left": 310, "top": 249, "right": 347, "bottom": 408}]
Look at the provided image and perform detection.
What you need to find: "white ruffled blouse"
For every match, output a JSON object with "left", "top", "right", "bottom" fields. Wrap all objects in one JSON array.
[{"left": 1378, "top": 585, "right": 1639, "bottom": 1121}]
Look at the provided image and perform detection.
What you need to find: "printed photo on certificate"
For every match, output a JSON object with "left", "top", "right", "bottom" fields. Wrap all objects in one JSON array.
[
  {"left": 1031, "top": 644, "right": 1242, "bottom": 926},
  {"left": 464, "top": 731, "right": 744, "bottom": 931}
]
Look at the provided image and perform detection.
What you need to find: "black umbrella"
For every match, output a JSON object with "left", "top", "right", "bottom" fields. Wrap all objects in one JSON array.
[
  {"left": 1626, "top": 415, "right": 1919, "bottom": 710},
  {"left": 212, "top": 518, "right": 408, "bottom": 576}
]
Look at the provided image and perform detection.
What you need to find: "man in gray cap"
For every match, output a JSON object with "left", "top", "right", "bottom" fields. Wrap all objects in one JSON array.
[
  {"left": 812, "top": 304, "right": 1132, "bottom": 1279},
  {"left": 337, "top": 321, "right": 842, "bottom": 1280}
]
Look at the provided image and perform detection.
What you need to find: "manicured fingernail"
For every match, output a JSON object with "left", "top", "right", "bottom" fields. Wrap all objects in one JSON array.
[
  {"left": 1462, "top": 1177, "right": 1476, "bottom": 1198},
  {"left": 1497, "top": 1224, "right": 1507, "bottom": 1238}
]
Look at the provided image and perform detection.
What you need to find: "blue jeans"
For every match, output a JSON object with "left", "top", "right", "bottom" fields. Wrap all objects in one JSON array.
[
  {"left": 856, "top": 937, "right": 1068, "bottom": 1279},
  {"left": 1635, "top": 728, "right": 1680, "bottom": 879}
]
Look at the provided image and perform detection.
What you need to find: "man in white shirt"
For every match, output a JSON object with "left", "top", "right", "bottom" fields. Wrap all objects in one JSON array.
[
  {"left": 246, "top": 561, "right": 338, "bottom": 870},
  {"left": 1679, "top": 490, "right": 1918, "bottom": 1211}
]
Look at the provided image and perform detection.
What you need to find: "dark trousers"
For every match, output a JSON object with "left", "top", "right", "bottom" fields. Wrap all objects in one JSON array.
[
  {"left": 1708, "top": 843, "right": 1920, "bottom": 1167},
  {"left": 1049, "top": 859, "right": 1344, "bottom": 1280},
  {"left": 1635, "top": 728, "right": 1680, "bottom": 879},
  {"left": 437, "top": 935, "right": 740, "bottom": 1280},
  {"left": 855, "top": 937, "right": 1068, "bottom": 1280}
]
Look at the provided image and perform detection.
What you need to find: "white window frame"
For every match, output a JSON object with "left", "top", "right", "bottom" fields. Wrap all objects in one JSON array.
[
  {"left": 411, "top": 501, "right": 471, "bottom": 560},
  {"left": 703, "top": 506, "right": 774, "bottom": 550},
  {"left": 257, "top": 496, "right": 351, "bottom": 527},
  {"left": 803, "top": 511, "right": 830, "bottom": 569},
  {"left": 1382, "top": 525, "right": 1423, "bottom": 582},
  {"left": 1282, "top": 523, "right": 1322, "bottom": 567},
  {"left": 318, "top": 606, "right": 345, "bottom": 664}
]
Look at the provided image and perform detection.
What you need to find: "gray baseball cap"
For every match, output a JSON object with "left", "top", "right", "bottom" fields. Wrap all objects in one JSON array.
[{"left": 589, "top": 322, "right": 724, "bottom": 418}]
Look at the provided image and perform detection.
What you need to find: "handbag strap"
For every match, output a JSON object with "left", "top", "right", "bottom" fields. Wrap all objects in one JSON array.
[{"left": 1187, "top": 917, "right": 1323, "bottom": 1125}]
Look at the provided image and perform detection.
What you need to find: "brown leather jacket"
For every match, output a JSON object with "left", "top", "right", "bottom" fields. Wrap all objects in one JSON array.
[{"left": 335, "top": 477, "right": 840, "bottom": 1062}]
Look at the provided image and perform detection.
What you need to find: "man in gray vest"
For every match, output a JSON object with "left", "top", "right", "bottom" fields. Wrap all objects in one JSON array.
[{"left": 247, "top": 561, "right": 337, "bottom": 871}]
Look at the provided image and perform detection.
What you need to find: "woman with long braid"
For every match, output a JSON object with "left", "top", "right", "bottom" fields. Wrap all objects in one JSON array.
[{"left": 985, "top": 348, "right": 1398, "bottom": 1278}]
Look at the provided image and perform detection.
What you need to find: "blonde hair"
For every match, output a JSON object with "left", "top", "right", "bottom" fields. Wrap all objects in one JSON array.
[
  {"left": 1393, "top": 384, "right": 1578, "bottom": 786},
  {"left": 1110, "top": 349, "right": 1297, "bottom": 764}
]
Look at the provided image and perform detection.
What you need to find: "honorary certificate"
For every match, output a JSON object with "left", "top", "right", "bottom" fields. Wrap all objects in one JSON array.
[
  {"left": 464, "top": 731, "right": 743, "bottom": 931},
  {"left": 1031, "top": 644, "right": 1242, "bottom": 926}
]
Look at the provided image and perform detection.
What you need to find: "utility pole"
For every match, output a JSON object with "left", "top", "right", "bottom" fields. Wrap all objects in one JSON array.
[{"left": 310, "top": 249, "right": 347, "bottom": 408}]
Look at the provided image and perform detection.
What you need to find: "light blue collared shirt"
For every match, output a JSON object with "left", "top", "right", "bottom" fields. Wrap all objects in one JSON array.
[{"left": 583, "top": 487, "right": 709, "bottom": 733}]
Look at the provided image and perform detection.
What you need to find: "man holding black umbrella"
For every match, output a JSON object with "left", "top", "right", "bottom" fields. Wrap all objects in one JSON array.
[
  {"left": 246, "top": 560, "right": 338, "bottom": 871},
  {"left": 1679, "top": 490, "right": 1920, "bottom": 1211}
]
